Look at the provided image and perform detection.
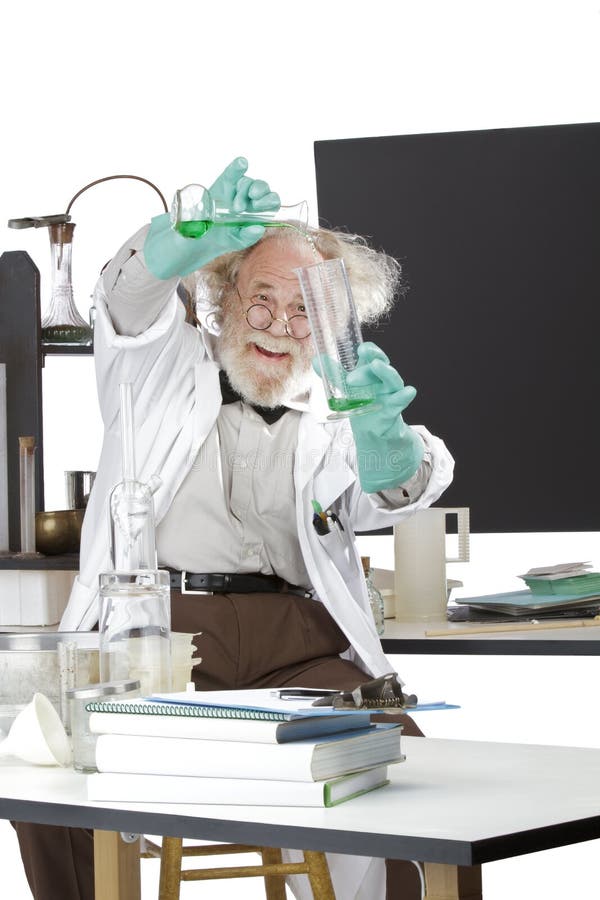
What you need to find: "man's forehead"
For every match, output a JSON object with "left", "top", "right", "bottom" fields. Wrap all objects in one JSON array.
[{"left": 237, "top": 239, "right": 318, "bottom": 287}]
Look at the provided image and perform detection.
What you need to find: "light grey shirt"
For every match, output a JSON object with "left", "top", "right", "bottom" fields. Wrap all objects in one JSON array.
[{"left": 156, "top": 403, "right": 313, "bottom": 586}]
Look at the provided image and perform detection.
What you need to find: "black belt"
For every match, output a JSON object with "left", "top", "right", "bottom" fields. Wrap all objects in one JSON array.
[{"left": 168, "top": 570, "right": 310, "bottom": 597}]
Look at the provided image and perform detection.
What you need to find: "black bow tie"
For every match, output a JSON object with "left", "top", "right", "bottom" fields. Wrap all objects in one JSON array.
[{"left": 219, "top": 370, "right": 289, "bottom": 425}]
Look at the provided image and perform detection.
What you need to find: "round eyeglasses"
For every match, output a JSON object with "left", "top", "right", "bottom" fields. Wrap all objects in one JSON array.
[{"left": 237, "top": 289, "right": 311, "bottom": 340}]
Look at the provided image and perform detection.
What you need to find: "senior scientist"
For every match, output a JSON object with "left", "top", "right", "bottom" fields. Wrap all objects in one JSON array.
[{"left": 15, "top": 158, "right": 454, "bottom": 900}]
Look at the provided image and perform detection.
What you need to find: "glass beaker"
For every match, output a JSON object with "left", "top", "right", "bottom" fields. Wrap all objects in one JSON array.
[
  {"left": 41, "top": 223, "right": 93, "bottom": 347},
  {"left": 66, "top": 679, "right": 140, "bottom": 772},
  {"left": 99, "top": 570, "right": 172, "bottom": 696},
  {"left": 65, "top": 470, "right": 96, "bottom": 510},
  {"left": 294, "top": 258, "right": 379, "bottom": 418},
  {"left": 171, "top": 183, "right": 308, "bottom": 237}
]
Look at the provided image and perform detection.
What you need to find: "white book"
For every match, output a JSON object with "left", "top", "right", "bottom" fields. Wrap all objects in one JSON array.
[
  {"left": 94, "top": 723, "right": 402, "bottom": 782},
  {"left": 87, "top": 765, "right": 392, "bottom": 808}
]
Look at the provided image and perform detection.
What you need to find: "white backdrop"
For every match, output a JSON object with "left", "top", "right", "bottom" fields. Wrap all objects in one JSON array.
[{"left": 1, "top": 2, "right": 600, "bottom": 897}]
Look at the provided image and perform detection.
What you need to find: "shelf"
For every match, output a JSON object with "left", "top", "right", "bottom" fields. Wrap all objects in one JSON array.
[
  {"left": 43, "top": 345, "right": 93, "bottom": 356},
  {"left": 0, "top": 553, "right": 80, "bottom": 570}
]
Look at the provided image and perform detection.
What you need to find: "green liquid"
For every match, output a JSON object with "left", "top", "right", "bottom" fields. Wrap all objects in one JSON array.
[
  {"left": 328, "top": 397, "right": 375, "bottom": 413},
  {"left": 41, "top": 324, "right": 93, "bottom": 346},
  {"left": 176, "top": 219, "right": 294, "bottom": 238},
  {"left": 177, "top": 220, "right": 212, "bottom": 238}
]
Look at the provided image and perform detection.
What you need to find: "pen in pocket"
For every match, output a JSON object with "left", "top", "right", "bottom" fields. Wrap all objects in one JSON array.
[{"left": 311, "top": 500, "right": 345, "bottom": 536}]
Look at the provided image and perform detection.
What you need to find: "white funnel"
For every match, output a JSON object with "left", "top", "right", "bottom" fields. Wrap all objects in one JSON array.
[{"left": 0, "top": 693, "right": 71, "bottom": 766}]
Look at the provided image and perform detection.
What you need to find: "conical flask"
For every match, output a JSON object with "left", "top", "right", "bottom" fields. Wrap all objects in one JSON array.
[{"left": 99, "top": 383, "right": 172, "bottom": 695}]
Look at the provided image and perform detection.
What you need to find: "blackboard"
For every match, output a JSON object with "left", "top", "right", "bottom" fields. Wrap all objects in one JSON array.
[{"left": 314, "top": 123, "right": 600, "bottom": 533}]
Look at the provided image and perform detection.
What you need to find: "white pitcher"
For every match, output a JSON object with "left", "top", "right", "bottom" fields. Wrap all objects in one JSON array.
[{"left": 393, "top": 507, "right": 470, "bottom": 621}]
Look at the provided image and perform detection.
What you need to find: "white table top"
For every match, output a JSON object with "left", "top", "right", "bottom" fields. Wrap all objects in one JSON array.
[
  {"left": 357, "top": 533, "right": 600, "bottom": 654},
  {"left": 380, "top": 615, "right": 600, "bottom": 654},
  {"left": 2, "top": 736, "right": 600, "bottom": 865}
]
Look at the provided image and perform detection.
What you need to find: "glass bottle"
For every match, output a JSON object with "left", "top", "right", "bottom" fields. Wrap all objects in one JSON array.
[
  {"left": 99, "top": 383, "right": 172, "bottom": 695},
  {"left": 99, "top": 570, "right": 172, "bottom": 696},
  {"left": 361, "top": 556, "right": 385, "bottom": 635},
  {"left": 41, "top": 223, "right": 93, "bottom": 347}
]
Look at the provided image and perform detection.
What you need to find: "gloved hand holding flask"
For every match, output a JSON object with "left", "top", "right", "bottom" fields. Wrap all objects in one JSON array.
[
  {"left": 143, "top": 157, "right": 280, "bottom": 279},
  {"left": 347, "top": 342, "right": 425, "bottom": 494}
]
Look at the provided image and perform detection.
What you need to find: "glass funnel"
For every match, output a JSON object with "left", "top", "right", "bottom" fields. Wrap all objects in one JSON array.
[
  {"left": 41, "top": 223, "right": 93, "bottom": 347},
  {"left": 171, "top": 183, "right": 308, "bottom": 237}
]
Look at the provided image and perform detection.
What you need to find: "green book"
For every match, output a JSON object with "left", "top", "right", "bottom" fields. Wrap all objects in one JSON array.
[{"left": 87, "top": 765, "right": 393, "bottom": 808}]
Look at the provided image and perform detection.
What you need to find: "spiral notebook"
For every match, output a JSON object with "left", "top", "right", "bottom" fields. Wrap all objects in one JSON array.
[
  {"left": 86, "top": 689, "right": 456, "bottom": 724},
  {"left": 85, "top": 689, "right": 364, "bottom": 722}
]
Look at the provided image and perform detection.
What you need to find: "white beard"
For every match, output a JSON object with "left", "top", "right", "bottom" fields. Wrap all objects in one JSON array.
[{"left": 216, "top": 325, "right": 312, "bottom": 409}]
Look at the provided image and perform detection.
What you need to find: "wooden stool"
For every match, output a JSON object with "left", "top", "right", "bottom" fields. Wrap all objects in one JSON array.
[{"left": 142, "top": 836, "right": 336, "bottom": 900}]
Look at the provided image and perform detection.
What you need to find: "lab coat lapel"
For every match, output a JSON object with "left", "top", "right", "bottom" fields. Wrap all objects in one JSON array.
[
  {"left": 297, "top": 418, "right": 356, "bottom": 513},
  {"left": 189, "top": 358, "right": 221, "bottom": 462}
]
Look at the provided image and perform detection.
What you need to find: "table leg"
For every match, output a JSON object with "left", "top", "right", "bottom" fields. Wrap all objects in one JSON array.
[
  {"left": 94, "top": 830, "right": 141, "bottom": 900},
  {"left": 424, "top": 863, "right": 482, "bottom": 900}
]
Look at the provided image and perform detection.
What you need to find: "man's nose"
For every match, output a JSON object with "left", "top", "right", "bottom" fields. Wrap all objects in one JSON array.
[{"left": 269, "top": 315, "right": 289, "bottom": 338}]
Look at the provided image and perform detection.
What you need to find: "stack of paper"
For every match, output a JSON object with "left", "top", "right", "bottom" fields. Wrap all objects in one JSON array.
[
  {"left": 86, "top": 689, "right": 405, "bottom": 808},
  {"left": 454, "top": 590, "right": 600, "bottom": 616},
  {"left": 519, "top": 562, "right": 600, "bottom": 597},
  {"left": 455, "top": 561, "right": 600, "bottom": 616}
]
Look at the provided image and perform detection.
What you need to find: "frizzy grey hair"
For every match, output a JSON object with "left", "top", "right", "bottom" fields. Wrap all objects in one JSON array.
[{"left": 184, "top": 225, "right": 405, "bottom": 327}]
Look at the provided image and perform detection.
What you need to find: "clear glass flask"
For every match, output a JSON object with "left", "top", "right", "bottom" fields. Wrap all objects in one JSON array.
[
  {"left": 294, "top": 258, "right": 379, "bottom": 418},
  {"left": 41, "top": 223, "right": 93, "bottom": 347},
  {"left": 108, "top": 383, "right": 160, "bottom": 571},
  {"left": 99, "top": 383, "right": 172, "bottom": 695},
  {"left": 99, "top": 570, "right": 171, "bottom": 696},
  {"left": 171, "top": 183, "right": 308, "bottom": 237}
]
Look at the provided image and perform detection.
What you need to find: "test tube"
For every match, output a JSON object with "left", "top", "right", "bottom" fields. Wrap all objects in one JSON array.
[{"left": 18, "top": 436, "right": 36, "bottom": 554}]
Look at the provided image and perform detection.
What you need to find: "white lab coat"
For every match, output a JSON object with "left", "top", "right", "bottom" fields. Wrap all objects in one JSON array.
[
  {"left": 60, "top": 285, "right": 453, "bottom": 678},
  {"left": 59, "top": 278, "right": 453, "bottom": 900}
]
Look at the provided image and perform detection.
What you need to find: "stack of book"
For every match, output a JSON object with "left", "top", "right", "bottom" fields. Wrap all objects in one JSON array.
[
  {"left": 519, "top": 562, "right": 600, "bottom": 597},
  {"left": 454, "top": 562, "right": 600, "bottom": 618},
  {"left": 86, "top": 689, "right": 405, "bottom": 808}
]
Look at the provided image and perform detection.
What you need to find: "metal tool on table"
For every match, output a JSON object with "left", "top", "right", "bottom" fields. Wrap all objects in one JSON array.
[{"left": 311, "top": 673, "right": 418, "bottom": 710}]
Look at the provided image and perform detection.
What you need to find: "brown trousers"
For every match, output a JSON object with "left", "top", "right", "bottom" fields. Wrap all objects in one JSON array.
[{"left": 15, "top": 591, "right": 425, "bottom": 900}]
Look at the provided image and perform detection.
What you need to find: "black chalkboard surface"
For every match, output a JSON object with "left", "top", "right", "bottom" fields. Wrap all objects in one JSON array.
[{"left": 314, "top": 123, "right": 600, "bottom": 533}]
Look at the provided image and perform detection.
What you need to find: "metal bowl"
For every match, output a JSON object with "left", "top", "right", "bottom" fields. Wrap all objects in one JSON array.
[{"left": 35, "top": 509, "right": 84, "bottom": 555}]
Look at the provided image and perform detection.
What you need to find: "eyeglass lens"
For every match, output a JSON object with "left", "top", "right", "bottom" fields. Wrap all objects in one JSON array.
[{"left": 246, "top": 304, "right": 310, "bottom": 339}]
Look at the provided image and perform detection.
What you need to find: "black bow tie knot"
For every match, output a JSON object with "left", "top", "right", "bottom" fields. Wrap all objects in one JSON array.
[{"left": 219, "top": 370, "right": 288, "bottom": 425}]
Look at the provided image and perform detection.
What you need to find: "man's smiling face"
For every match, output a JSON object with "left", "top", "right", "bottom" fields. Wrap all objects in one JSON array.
[{"left": 216, "top": 236, "right": 322, "bottom": 408}]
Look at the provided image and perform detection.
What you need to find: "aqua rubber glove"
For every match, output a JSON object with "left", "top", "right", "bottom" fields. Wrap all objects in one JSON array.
[
  {"left": 143, "top": 157, "right": 280, "bottom": 280},
  {"left": 346, "top": 342, "right": 425, "bottom": 493}
]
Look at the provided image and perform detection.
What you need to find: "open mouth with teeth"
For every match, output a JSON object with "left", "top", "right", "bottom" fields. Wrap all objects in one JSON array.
[{"left": 252, "top": 343, "right": 290, "bottom": 361}]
